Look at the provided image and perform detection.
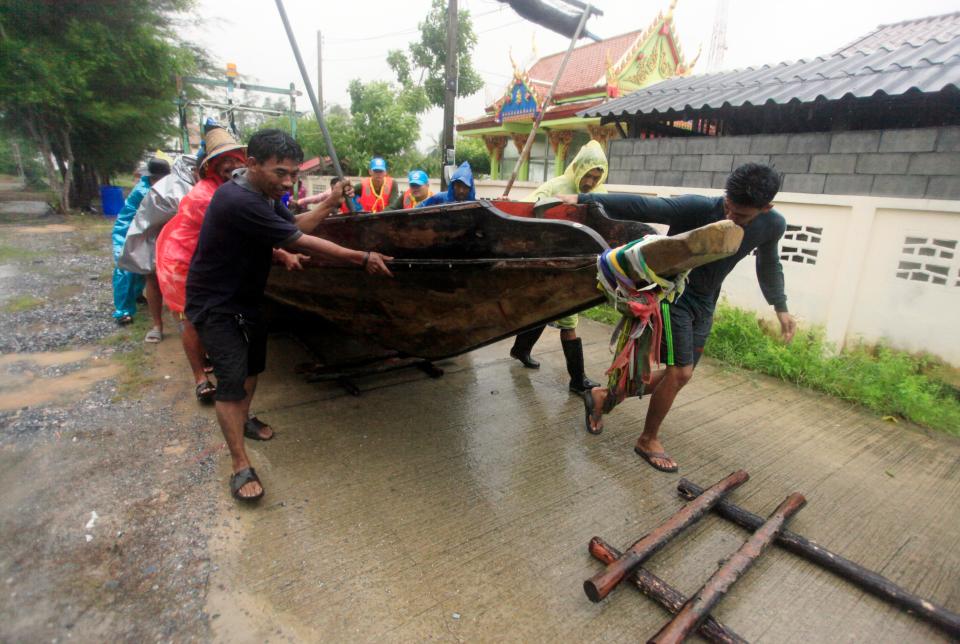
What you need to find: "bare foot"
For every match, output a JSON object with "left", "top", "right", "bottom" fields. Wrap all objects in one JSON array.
[
  {"left": 586, "top": 387, "right": 607, "bottom": 434},
  {"left": 245, "top": 417, "right": 274, "bottom": 441},
  {"left": 634, "top": 436, "right": 678, "bottom": 472},
  {"left": 236, "top": 478, "right": 263, "bottom": 499},
  {"left": 230, "top": 466, "right": 264, "bottom": 501}
]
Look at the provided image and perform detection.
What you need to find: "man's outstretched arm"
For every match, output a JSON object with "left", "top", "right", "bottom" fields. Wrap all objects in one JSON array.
[
  {"left": 286, "top": 234, "right": 393, "bottom": 277},
  {"left": 755, "top": 237, "right": 795, "bottom": 342}
]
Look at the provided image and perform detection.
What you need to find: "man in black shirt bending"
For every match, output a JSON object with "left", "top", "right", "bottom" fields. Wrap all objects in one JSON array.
[
  {"left": 563, "top": 163, "right": 796, "bottom": 472},
  {"left": 186, "top": 129, "right": 392, "bottom": 502}
]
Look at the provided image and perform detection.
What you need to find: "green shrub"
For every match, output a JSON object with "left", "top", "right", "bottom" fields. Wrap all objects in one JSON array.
[{"left": 706, "top": 302, "right": 960, "bottom": 436}]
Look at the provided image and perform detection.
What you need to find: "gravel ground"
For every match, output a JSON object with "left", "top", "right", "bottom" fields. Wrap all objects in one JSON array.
[{"left": 0, "top": 209, "right": 219, "bottom": 641}]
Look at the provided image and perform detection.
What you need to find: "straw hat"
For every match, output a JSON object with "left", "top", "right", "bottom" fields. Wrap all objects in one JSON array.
[{"left": 200, "top": 127, "right": 246, "bottom": 171}]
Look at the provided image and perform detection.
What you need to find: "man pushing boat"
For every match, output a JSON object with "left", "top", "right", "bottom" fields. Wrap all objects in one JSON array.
[
  {"left": 560, "top": 163, "right": 797, "bottom": 473},
  {"left": 185, "top": 129, "right": 393, "bottom": 502}
]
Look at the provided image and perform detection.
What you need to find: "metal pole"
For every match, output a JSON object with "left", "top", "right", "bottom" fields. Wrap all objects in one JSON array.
[
  {"left": 589, "top": 537, "right": 747, "bottom": 644},
  {"left": 289, "top": 82, "right": 297, "bottom": 137},
  {"left": 317, "top": 30, "right": 324, "bottom": 113},
  {"left": 441, "top": 0, "right": 458, "bottom": 192},
  {"left": 274, "top": 0, "right": 354, "bottom": 211},
  {"left": 678, "top": 478, "right": 960, "bottom": 639},
  {"left": 648, "top": 493, "right": 807, "bottom": 644},
  {"left": 584, "top": 470, "right": 750, "bottom": 603},
  {"left": 502, "top": 3, "right": 591, "bottom": 198}
]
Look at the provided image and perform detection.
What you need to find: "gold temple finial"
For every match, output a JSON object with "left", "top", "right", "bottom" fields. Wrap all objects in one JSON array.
[{"left": 666, "top": 0, "right": 678, "bottom": 20}]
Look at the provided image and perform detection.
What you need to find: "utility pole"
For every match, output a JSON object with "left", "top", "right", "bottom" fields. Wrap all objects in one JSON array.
[
  {"left": 707, "top": 0, "right": 730, "bottom": 72},
  {"left": 440, "top": 0, "right": 458, "bottom": 191},
  {"left": 317, "top": 30, "right": 324, "bottom": 113}
]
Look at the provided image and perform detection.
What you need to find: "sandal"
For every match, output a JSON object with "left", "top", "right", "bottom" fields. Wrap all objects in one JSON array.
[
  {"left": 581, "top": 389, "right": 603, "bottom": 435},
  {"left": 230, "top": 467, "right": 264, "bottom": 502},
  {"left": 634, "top": 446, "right": 679, "bottom": 473},
  {"left": 144, "top": 327, "right": 162, "bottom": 343},
  {"left": 244, "top": 416, "right": 274, "bottom": 441},
  {"left": 116, "top": 314, "right": 133, "bottom": 326},
  {"left": 203, "top": 354, "right": 214, "bottom": 374},
  {"left": 195, "top": 380, "right": 216, "bottom": 403}
]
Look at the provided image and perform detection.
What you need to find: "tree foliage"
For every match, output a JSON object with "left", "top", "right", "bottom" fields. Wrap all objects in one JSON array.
[
  {"left": 267, "top": 80, "right": 421, "bottom": 177},
  {"left": 455, "top": 135, "right": 490, "bottom": 176},
  {"left": 0, "top": 0, "right": 205, "bottom": 211},
  {"left": 387, "top": 0, "right": 484, "bottom": 113}
]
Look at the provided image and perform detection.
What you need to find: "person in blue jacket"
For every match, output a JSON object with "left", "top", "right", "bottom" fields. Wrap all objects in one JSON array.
[
  {"left": 111, "top": 158, "right": 170, "bottom": 324},
  {"left": 417, "top": 161, "right": 475, "bottom": 206}
]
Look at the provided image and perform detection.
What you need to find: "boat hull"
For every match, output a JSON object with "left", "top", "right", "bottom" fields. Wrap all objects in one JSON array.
[{"left": 266, "top": 200, "right": 626, "bottom": 360}]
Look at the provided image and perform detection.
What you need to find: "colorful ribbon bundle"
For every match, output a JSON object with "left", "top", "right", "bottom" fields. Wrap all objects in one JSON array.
[{"left": 596, "top": 236, "right": 689, "bottom": 408}]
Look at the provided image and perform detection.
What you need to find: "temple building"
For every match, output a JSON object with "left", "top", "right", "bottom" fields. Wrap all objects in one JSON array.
[{"left": 456, "top": 0, "right": 698, "bottom": 181}]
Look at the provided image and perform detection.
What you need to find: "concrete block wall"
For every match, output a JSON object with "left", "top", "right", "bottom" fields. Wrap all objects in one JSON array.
[{"left": 606, "top": 126, "right": 960, "bottom": 199}]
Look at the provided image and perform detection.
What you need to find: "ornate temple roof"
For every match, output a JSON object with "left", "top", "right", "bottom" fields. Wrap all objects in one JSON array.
[{"left": 459, "top": 0, "right": 696, "bottom": 133}]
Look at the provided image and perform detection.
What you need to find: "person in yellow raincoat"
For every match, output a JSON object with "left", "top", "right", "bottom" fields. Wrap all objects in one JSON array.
[{"left": 508, "top": 140, "right": 608, "bottom": 394}]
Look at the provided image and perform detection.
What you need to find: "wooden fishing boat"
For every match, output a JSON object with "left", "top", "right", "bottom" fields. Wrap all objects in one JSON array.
[{"left": 265, "top": 199, "right": 655, "bottom": 361}]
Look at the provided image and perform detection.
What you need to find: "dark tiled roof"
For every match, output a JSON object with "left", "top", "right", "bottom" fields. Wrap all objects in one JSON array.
[
  {"left": 581, "top": 11, "right": 960, "bottom": 121},
  {"left": 580, "top": 36, "right": 960, "bottom": 119},
  {"left": 833, "top": 11, "right": 960, "bottom": 55}
]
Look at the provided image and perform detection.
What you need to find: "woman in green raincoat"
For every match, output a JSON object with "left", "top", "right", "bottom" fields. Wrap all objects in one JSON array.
[{"left": 508, "top": 140, "right": 608, "bottom": 394}]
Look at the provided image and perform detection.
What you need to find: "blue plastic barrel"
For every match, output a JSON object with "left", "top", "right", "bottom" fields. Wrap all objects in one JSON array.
[{"left": 100, "top": 185, "right": 125, "bottom": 216}]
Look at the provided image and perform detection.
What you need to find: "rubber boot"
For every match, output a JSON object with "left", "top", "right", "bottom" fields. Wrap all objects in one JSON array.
[
  {"left": 510, "top": 326, "right": 545, "bottom": 369},
  {"left": 562, "top": 337, "right": 600, "bottom": 394}
]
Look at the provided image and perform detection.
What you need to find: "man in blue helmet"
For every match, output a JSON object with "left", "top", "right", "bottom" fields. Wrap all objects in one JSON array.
[
  {"left": 417, "top": 161, "right": 475, "bottom": 207},
  {"left": 402, "top": 170, "right": 433, "bottom": 208},
  {"left": 354, "top": 156, "right": 401, "bottom": 212}
]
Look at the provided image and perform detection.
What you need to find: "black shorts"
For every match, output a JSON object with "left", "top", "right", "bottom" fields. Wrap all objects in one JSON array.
[
  {"left": 194, "top": 310, "right": 268, "bottom": 401},
  {"left": 660, "top": 291, "right": 715, "bottom": 367}
]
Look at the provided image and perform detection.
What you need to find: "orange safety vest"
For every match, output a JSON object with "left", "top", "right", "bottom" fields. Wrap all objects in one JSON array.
[
  {"left": 358, "top": 176, "right": 394, "bottom": 213},
  {"left": 402, "top": 188, "right": 432, "bottom": 209}
]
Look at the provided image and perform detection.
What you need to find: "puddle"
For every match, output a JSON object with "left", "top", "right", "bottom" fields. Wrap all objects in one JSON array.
[
  {"left": 0, "top": 349, "right": 119, "bottom": 411},
  {"left": 0, "top": 265, "right": 17, "bottom": 279},
  {"left": 0, "top": 348, "right": 95, "bottom": 369},
  {"left": 12, "top": 224, "right": 75, "bottom": 234}
]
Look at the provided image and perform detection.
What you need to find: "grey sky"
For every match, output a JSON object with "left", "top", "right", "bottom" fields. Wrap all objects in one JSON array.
[{"left": 186, "top": 0, "right": 958, "bottom": 149}]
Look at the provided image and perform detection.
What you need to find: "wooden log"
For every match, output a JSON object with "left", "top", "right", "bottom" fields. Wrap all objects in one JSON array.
[
  {"left": 589, "top": 537, "right": 748, "bottom": 644},
  {"left": 583, "top": 470, "right": 749, "bottom": 603},
  {"left": 648, "top": 493, "right": 806, "bottom": 644},
  {"left": 636, "top": 219, "right": 744, "bottom": 277},
  {"left": 678, "top": 479, "right": 960, "bottom": 639}
]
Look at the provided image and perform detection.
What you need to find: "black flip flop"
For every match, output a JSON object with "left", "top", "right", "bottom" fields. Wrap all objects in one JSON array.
[
  {"left": 243, "top": 416, "right": 274, "bottom": 441},
  {"left": 581, "top": 390, "right": 603, "bottom": 435},
  {"left": 634, "top": 446, "right": 679, "bottom": 473},
  {"left": 230, "top": 467, "right": 264, "bottom": 502},
  {"left": 195, "top": 380, "right": 216, "bottom": 404}
]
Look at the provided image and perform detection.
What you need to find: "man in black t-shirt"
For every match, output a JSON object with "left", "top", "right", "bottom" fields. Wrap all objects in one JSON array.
[{"left": 186, "top": 129, "right": 393, "bottom": 502}]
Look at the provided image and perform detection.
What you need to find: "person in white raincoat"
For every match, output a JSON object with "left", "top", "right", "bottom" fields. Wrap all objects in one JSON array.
[{"left": 119, "top": 154, "right": 197, "bottom": 343}]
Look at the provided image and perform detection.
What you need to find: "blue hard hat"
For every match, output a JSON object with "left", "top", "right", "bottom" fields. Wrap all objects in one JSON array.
[
  {"left": 369, "top": 157, "right": 387, "bottom": 172},
  {"left": 408, "top": 170, "right": 428, "bottom": 186}
]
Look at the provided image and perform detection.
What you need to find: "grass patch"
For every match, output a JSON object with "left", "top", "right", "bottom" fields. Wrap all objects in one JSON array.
[
  {"left": 2, "top": 294, "right": 44, "bottom": 313},
  {"left": 0, "top": 244, "right": 44, "bottom": 262},
  {"left": 101, "top": 314, "right": 157, "bottom": 399},
  {"left": 581, "top": 302, "right": 621, "bottom": 326},
  {"left": 705, "top": 302, "right": 960, "bottom": 436}
]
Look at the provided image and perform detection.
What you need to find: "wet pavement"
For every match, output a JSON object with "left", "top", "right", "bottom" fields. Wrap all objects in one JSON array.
[{"left": 1, "top": 207, "right": 959, "bottom": 642}]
